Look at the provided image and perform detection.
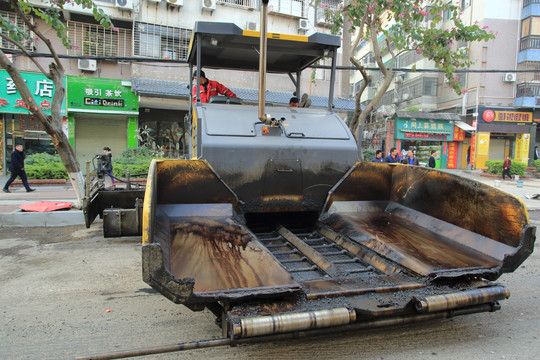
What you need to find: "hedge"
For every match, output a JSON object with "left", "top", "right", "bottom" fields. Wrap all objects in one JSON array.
[
  {"left": 112, "top": 147, "right": 154, "bottom": 178},
  {"left": 22, "top": 148, "right": 155, "bottom": 180},
  {"left": 24, "top": 153, "right": 68, "bottom": 179},
  {"left": 484, "top": 160, "right": 525, "bottom": 176}
]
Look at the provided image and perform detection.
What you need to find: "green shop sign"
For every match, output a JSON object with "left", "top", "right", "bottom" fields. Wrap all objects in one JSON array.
[
  {"left": 67, "top": 76, "right": 138, "bottom": 115},
  {"left": 395, "top": 118, "right": 454, "bottom": 141},
  {"left": 0, "top": 70, "right": 66, "bottom": 114}
]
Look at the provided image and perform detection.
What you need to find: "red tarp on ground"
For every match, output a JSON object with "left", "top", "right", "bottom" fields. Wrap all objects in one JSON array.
[{"left": 19, "top": 201, "right": 73, "bottom": 212}]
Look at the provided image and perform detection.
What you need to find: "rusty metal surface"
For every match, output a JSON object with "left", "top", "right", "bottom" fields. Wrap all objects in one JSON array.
[
  {"left": 169, "top": 216, "right": 299, "bottom": 294},
  {"left": 414, "top": 286, "right": 510, "bottom": 313},
  {"left": 322, "top": 162, "right": 535, "bottom": 279},
  {"left": 233, "top": 307, "right": 356, "bottom": 338}
]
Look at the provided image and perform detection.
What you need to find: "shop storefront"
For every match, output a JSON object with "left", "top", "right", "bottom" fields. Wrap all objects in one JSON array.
[
  {"left": 66, "top": 76, "right": 138, "bottom": 168},
  {"left": 394, "top": 112, "right": 468, "bottom": 169},
  {"left": 472, "top": 107, "right": 534, "bottom": 169},
  {"left": 0, "top": 70, "right": 66, "bottom": 175}
]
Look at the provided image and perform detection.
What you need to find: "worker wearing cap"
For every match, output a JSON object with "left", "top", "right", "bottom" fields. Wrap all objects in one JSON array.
[{"left": 192, "top": 70, "right": 237, "bottom": 103}]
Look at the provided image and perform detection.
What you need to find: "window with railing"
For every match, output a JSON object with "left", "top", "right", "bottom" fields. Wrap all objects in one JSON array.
[
  {"left": 134, "top": 22, "right": 191, "bottom": 61},
  {"left": 269, "top": 0, "right": 309, "bottom": 19},
  {"left": 524, "top": 0, "right": 540, "bottom": 7},
  {"left": 67, "top": 21, "right": 132, "bottom": 56},
  {"left": 217, "top": 0, "right": 258, "bottom": 9},
  {"left": 517, "top": 83, "right": 540, "bottom": 97},
  {"left": 518, "top": 61, "right": 540, "bottom": 82},
  {"left": 443, "top": 2, "right": 452, "bottom": 21},
  {"left": 520, "top": 16, "right": 540, "bottom": 51},
  {"left": 315, "top": 0, "right": 342, "bottom": 25},
  {"left": 0, "top": 10, "right": 34, "bottom": 52},
  {"left": 396, "top": 51, "right": 423, "bottom": 68},
  {"left": 379, "top": 89, "right": 394, "bottom": 107}
]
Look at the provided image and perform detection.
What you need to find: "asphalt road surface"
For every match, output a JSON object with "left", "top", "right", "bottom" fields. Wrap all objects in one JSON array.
[{"left": 1, "top": 213, "right": 539, "bottom": 360}]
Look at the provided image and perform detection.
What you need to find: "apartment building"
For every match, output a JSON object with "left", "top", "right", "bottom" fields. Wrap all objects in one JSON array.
[
  {"left": 0, "top": 0, "right": 352, "bottom": 174},
  {"left": 353, "top": 0, "right": 538, "bottom": 169}
]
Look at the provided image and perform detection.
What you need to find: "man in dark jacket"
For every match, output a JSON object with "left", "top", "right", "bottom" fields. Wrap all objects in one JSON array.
[
  {"left": 428, "top": 150, "right": 437, "bottom": 168},
  {"left": 371, "top": 150, "right": 384, "bottom": 163},
  {"left": 3, "top": 145, "right": 35, "bottom": 193},
  {"left": 192, "top": 70, "right": 237, "bottom": 103},
  {"left": 385, "top": 148, "right": 399, "bottom": 163}
]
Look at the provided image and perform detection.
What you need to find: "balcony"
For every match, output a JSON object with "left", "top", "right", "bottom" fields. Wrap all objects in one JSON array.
[
  {"left": 516, "top": 82, "right": 540, "bottom": 97},
  {"left": 524, "top": 0, "right": 540, "bottom": 7},
  {"left": 520, "top": 35, "right": 540, "bottom": 51}
]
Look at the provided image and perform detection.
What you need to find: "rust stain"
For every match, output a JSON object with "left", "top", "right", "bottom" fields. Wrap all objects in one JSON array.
[{"left": 170, "top": 218, "right": 297, "bottom": 293}]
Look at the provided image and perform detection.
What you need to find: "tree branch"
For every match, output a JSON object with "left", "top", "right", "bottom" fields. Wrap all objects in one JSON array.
[
  {"left": 8, "top": 0, "right": 64, "bottom": 72},
  {"left": 0, "top": 32, "right": 49, "bottom": 77}
]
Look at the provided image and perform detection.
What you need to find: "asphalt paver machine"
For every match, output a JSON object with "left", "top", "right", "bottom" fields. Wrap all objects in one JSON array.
[{"left": 88, "top": 2, "right": 536, "bottom": 357}]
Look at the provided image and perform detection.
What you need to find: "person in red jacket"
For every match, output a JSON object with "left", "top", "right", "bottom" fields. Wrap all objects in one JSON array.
[
  {"left": 192, "top": 70, "right": 237, "bottom": 103},
  {"left": 502, "top": 156, "right": 512, "bottom": 180}
]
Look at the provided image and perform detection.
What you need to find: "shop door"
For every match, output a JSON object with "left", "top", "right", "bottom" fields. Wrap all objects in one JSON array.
[
  {"left": 75, "top": 117, "right": 127, "bottom": 173},
  {"left": 489, "top": 139, "right": 506, "bottom": 161}
]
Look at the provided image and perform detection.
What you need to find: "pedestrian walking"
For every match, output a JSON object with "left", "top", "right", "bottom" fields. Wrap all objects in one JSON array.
[
  {"left": 502, "top": 156, "right": 512, "bottom": 180},
  {"left": 102, "top": 147, "right": 115, "bottom": 188},
  {"left": 428, "top": 150, "right": 437, "bottom": 168},
  {"left": 3, "top": 144, "right": 35, "bottom": 193},
  {"left": 535, "top": 146, "right": 539, "bottom": 161}
]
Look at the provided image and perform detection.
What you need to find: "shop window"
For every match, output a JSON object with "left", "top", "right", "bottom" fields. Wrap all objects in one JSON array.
[
  {"left": 0, "top": 10, "right": 35, "bottom": 52},
  {"left": 68, "top": 21, "right": 132, "bottom": 56},
  {"left": 134, "top": 22, "right": 191, "bottom": 61},
  {"left": 3, "top": 114, "right": 55, "bottom": 171},
  {"left": 138, "top": 118, "right": 186, "bottom": 158}
]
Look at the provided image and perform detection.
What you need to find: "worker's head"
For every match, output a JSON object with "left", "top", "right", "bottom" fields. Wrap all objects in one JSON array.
[
  {"left": 103, "top": 146, "right": 111, "bottom": 154},
  {"left": 192, "top": 70, "right": 207, "bottom": 84},
  {"left": 431, "top": 150, "right": 436, "bottom": 155},
  {"left": 390, "top": 147, "right": 397, "bottom": 156},
  {"left": 407, "top": 150, "right": 414, "bottom": 158},
  {"left": 289, "top": 97, "right": 299, "bottom": 107},
  {"left": 375, "top": 150, "right": 382, "bottom": 158},
  {"left": 15, "top": 144, "right": 23, "bottom": 152}
]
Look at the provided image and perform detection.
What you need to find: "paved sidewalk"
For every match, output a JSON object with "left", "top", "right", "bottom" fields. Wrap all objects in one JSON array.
[{"left": 1, "top": 168, "right": 540, "bottom": 228}]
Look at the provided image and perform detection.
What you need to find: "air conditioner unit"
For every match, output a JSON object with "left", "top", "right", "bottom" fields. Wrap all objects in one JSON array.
[
  {"left": 298, "top": 19, "right": 309, "bottom": 32},
  {"left": 28, "top": 0, "right": 51, "bottom": 6},
  {"left": 504, "top": 73, "right": 516, "bottom": 83},
  {"left": 166, "top": 0, "right": 183, "bottom": 6},
  {"left": 201, "top": 0, "right": 216, "bottom": 11},
  {"left": 78, "top": 59, "right": 97, "bottom": 72},
  {"left": 246, "top": 21, "right": 258, "bottom": 31},
  {"left": 116, "top": 0, "right": 133, "bottom": 10},
  {"left": 402, "top": 93, "right": 411, "bottom": 101}
]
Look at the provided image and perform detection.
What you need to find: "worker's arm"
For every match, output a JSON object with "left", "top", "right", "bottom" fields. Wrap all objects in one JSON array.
[{"left": 215, "top": 82, "right": 237, "bottom": 98}]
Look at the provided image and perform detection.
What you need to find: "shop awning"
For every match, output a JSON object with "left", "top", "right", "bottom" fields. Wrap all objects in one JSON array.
[{"left": 454, "top": 121, "right": 475, "bottom": 132}]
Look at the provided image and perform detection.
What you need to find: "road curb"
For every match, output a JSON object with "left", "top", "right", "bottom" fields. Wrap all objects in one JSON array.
[{"left": 0, "top": 210, "right": 85, "bottom": 227}]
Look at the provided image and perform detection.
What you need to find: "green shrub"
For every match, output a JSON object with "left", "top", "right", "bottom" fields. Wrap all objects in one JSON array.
[
  {"left": 24, "top": 153, "right": 68, "bottom": 179},
  {"left": 534, "top": 159, "right": 540, "bottom": 171},
  {"left": 363, "top": 149, "right": 376, "bottom": 161},
  {"left": 484, "top": 160, "right": 525, "bottom": 176},
  {"left": 112, "top": 147, "right": 154, "bottom": 178}
]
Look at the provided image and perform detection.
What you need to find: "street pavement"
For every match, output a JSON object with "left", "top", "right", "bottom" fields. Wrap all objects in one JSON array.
[{"left": 1, "top": 168, "right": 540, "bottom": 227}]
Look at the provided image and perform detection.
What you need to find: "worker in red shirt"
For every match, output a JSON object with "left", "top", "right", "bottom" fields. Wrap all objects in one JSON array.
[{"left": 192, "top": 70, "right": 237, "bottom": 103}]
